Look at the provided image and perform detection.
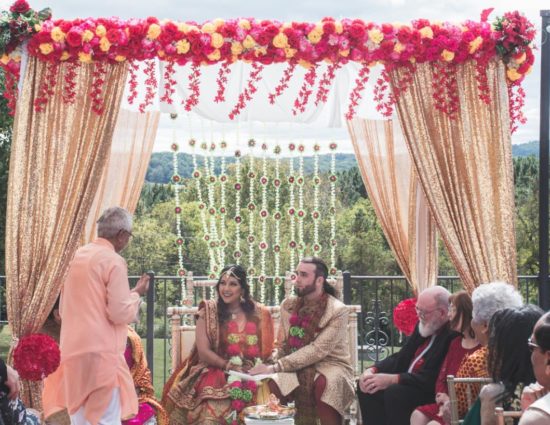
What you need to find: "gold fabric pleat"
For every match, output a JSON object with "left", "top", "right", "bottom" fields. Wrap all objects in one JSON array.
[
  {"left": 83, "top": 108, "right": 160, "bottom": 243},
  {"left": 6, "top": 57, "right": 128, "bottom": 407},
  {"left": 347, "top": 118, "right": 438, "bottom": 294},
  {"left": 390, "top": 60, "right": 517, "bottom": 292}
]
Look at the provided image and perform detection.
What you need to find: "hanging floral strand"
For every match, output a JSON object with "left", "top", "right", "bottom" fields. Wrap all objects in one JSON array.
[
  {"left": 315, "top": 62, "right": 341, "bottom": 106},
  {"left": 191, "top": 138, "right": 214, "bottom": 279},
  {"left": 233, "top": 148, "right": 243, "bottom": 265},
  {"left": 229, "top": 63, "right": 264, "bottom": 120},
  {"left": 34, "top": 61, "right": 58, "bottom": 112},
  {"left": 214, "top": 61, "right": 232, "bottom": 103},
  {"left": 170, "top": 122, "right": 188, "bottom": 305},
  {"left": 247, "top": 138, "right": 257, "bottom": 294},
  {"left": 90, "top": 61, "right": 108, "bottom": 114},
  {"left": 184, "top": 63, "right": 201, "bottom": 112},
  {"left": 287, "top": 143, "right": 297, "bottom": 272},
  {"left": 329, "top": 142, "right": 338, "bottom": 276},
  {"left": 345, "top": 63, "right": 371, "bottom": 120},
  {"left": 204, "top": 141, "right": 220, "bottom": 279},
  {"left": 312, "top": 143, "right": 321, "bottom": 254},
  {"left": 138, "top": 59, "right": 157, "bottom": 113},
  {"left": 258, "top": 142, "right": 269, "bottom": 304},
  {"left": 268, "top": 62, "right": 297, "bottom": 104},
  {"left": 160, "top": 60, "right": 176, "bottom": 104},
  {"left": 62, "top": 61, "right": 78, "bottom": 104},
  {"left": 127, "top": 60, "right": 139, "bottom": 105},
  {"left": 297, "top": 144, "right": 306, "bottom": 259},
  {"left": 273, "top": 144, "right": 282, "bottom": 302},
  {"left": 219, "top": 139, "right": 228, "bottom": 266},
  {"left": 292, "top": 64, "right": 317, "bottom": 115}
]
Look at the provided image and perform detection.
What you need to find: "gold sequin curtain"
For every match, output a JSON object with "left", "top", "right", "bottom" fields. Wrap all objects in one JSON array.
[
  {"left": 83, "top": 108, "right": 160, "bottom": 243},
  {"left": 6, "top": 57, "right": 128, "bottom": 407},
  {"left": 389, "top": 60, "right": 517, "bottom": 292},
  {"left": 347, "top": 118, "right": 438, "bottom": 294}
]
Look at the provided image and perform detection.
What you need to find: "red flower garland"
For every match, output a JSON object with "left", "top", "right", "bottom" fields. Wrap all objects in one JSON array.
[
  {"left": 127, "top": 61, "right": 139, "bottom": 105},
  {"left": 287, "top": 312, "right": 312, "bottom": 351},
  {"left": 268, "top": 62, "right": 297, "bottom": 104},
  {"left": 345, "top": 62, "right": 370, "bottom": 120},
  {"left": 183, "top": 63, "right": 201, "bottom": 112},
  {"left": 160, "top": 60, "right": 176, "bottom": 104},
  {"left": 292, "top": 64, "right": 317, "bottom": 115},
  {"left": 214, "top": 61, "right": 231, "bottom": 103},
  {"left": 315, "top": 62, "right": 340, "bottom": 106},
  {"left": 393, "top": 298, "right": 418, "bottom": 336},
  {"left": 138, "top": 59, "right": 157, "bottom": 113},
  {"left": 229, "top": 62, "right": 264, "bottom": 120},
  {"left": 13, "top": 333, "right": 60, "bottom": 381}
]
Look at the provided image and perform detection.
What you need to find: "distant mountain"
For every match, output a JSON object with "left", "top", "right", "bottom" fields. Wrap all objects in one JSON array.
[
  {"left": 512, "top": 141, "right": 539, "bottom": 157},
  {"left": 146, "top": 152, "right": 358, "bottom": 183},
  {"left": 145, "top": 142, "right": 540, "bottom": 183}
]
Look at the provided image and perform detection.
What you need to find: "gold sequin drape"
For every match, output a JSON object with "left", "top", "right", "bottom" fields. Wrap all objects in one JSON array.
[
  {"left": 83, "top": 108, "right": 160, "bottom": 243},
  {"left": 347, "top": 118, "right": 438, "bottom": 294},
  {"left": 6, "top": 57, "right": 128, "bottom": 407},
  {"left": 389, "top": 60, "right": 517, "bottom": 292}
]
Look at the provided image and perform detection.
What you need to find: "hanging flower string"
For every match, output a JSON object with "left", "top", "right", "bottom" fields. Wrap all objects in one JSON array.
[
  {"left": 205, "top": 142, "right": 220, "bottom": 279},
  {"left": 183, "top": 63, "right": 201, "bottom": 111},
  {"left": 229, "top": 62, "right": 264, "bottom": 120},
  {"left": 219, "top": 140, "right": 228, "bottom": 266},
  {"left": 233, "top": 149, "right": 243, "bottom": 265},
  {"left": 61, "top": 61, "right": 78, "bottom": 104},
  {"left": 292, "top": 64, "right": 317, "bottom": 115},
  {"left": 127, "top": 61, "right": 139, "bottom": 104},
  {"left": 329, "top": 142, "right": 338, "bottom": 276},
  {"left": 138, "top": 58, "right": 157, "bottom": 113},
  {"left": 33, "top": 60, "right": 58, "bottom": 112},
  {"left": 258, "top": 142, "right": 269, "bottom": 304},
  {"left": 171, "top": 133, "right": 188, "bottom": 305},
  {"left": 372, "top": 67, "right": 394, "bottom": 118},
  {"left": 345, "top": 62, "right": 371, "bottom": 120},
  {"left": 247, "top": 139, "right": 257, "bottom": 294},
  {"left": 315, "top": 62, "right": 341, "bottom": 106},
  {"left": 287, "top": 144, "right": 297, "bottom": 272},
  {"left": 90, "top": 61, "right": 107, "bottom": 114},
  {"left": 312, "top": 143, "right": 321, "bottom": 254},
  {"left": 273, "top": 144, "right": 282, "bottom": 302},
  {"left": 160, "top": 60, "right": 176, "bottom": 104},
  {"left": 214, "top": 61, "right": 231, "bottom": 103},
  {"left": 268, "top": 62, "right": 297, "bottom": 104},
  {"left": 297, "top": 144, "right": 306, "bottom": 259}
]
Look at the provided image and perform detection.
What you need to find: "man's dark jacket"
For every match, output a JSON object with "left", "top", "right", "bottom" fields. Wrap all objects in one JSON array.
[{"left": 374, "top": 323, "right": 459, "bottom": 393}]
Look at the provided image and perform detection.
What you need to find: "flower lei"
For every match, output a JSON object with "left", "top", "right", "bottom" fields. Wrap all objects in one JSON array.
[
  {"left": 225, "top": 320, "right": 261, "bottom": 425},
  {"left": 287, "top": 313, "right": 312, "bottom": 351}
]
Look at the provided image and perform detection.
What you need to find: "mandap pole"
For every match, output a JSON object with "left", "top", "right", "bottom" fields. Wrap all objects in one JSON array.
[{"left": 539, "top": 10, "right": 550, "bottom": 310}]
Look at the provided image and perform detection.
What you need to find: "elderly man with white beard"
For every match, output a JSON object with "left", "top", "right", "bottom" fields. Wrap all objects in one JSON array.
[{"left": 357, "top": 286, "right": 459, "bottom": 425}]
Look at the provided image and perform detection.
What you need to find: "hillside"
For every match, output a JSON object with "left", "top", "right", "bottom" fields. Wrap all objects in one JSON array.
[{"left": 146, "top": 141, "right": 540, "bottom": 184}]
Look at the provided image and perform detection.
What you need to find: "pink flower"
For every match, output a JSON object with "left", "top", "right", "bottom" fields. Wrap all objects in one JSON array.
[
  {"left": 226, "top": 344, "right": 241, "bottom": 356},
  {"left": 300, "top": 317, "right": 311, "bottom": 329},
  {"left": 230, "top": 380, "right": 243, "bottom": 388},
  {"left": 288, "top": 336, "right": 302, "bottom": 348},
  {"left": 231, "top": 399, "right": 246, "bottom": 412},
  {"left": 245, "top": 345, "right": 260, "bottom": 358},
  {"left": 245, "top": 322, "right": 257, "bottom": 334},
  {"left": 289, "top": 314, "right": 301, "bottom": 326},
  {"left": 227, "top": 321, "right": 239, "bottom": 333},
  {"left": 66, "top": 27, "right": 84, "bottom": 47},
  {"left": 243, "top": 380, "right": 257, "bottom": 391}
]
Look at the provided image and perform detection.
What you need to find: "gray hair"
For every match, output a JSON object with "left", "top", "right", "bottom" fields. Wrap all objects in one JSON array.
[
  {"left": 97, "top": 207, "right": 132, "bottom": 239},
  {"left": 472, "top": 281, "right": 523, "bottom": 324}
]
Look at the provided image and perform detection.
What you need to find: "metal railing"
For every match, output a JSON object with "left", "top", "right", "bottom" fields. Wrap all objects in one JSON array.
[{"left": 0, "top": 274, "right": 541, "bottom": 391}]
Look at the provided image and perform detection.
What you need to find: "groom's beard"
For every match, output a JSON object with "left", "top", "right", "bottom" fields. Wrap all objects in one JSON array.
[
  {"left": 418, "top": 318, "right": 446, "bottom": 337},
  {"left": 296, "top": 281, "right": 316, "bottom": 297}
]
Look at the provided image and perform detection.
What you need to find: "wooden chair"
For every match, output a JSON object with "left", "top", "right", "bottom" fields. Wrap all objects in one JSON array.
[
  {"left": 447, "top": 375, "right": 493, "bottom": 425},
  {"left": 494, "top": 407, "right": 522, "bottom": 425}
]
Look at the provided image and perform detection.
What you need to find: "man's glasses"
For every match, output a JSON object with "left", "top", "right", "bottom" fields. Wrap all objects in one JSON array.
[
  {"left": 528, "top": 337, "right": 542, "bottom": 353},
  {"left": 415, "top": 306, "right": 440, "bottom": 320}
]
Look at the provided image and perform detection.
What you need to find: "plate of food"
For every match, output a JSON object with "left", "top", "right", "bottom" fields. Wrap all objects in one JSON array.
[{"left": 243, "top": 394, "right": 296, "bottom": 420}]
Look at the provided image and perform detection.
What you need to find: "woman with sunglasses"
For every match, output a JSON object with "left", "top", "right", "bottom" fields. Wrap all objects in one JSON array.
[{"left": 519, "top": 311, "right": 550, "bottom": 424}]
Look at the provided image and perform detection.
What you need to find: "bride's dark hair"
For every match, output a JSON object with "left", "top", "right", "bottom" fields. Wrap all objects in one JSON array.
[{"left": 215, "top": 264, "right": 255, "bottom": 323}]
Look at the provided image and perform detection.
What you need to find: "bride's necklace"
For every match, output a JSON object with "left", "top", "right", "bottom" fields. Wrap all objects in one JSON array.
[{"left": 229, "top": 308, "right": 243, "bottom": 320}]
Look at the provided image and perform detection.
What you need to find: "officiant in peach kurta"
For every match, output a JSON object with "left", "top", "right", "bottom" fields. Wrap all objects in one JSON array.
[{"left": 42, "top": 207, "right": 150, "bottom": 425}]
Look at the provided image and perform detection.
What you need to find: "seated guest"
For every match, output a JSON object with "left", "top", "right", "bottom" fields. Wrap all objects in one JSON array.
[
  {"left": 357, "top": 285, "right": 457, "bottom": 425},
  {"left": 466, "top": 305, "right": 541, "bottom": 425},
  {"left": 0, "top": 358, "right": 40, "bottom": 425},
  {"left": 249, "top": 257, "right": 355, "bottom": 425},
  {"left": 162, "top": 265, "right": 274, "bottom": 425},
  {"left": 519, "top": 311, "right": 550, "bottom": 425},
  {"left": 411, "top": 290, "right": 480, "bottom": 425},
  {"left": 448, "top": 281, "right": 523, "bottom": 421}
]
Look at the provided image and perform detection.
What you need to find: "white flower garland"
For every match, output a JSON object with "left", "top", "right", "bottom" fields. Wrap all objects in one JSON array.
[
  {"left": 273, "top": 144, "right": 282, "bottom": 302},
  {"left": 219, "top": 140, "right": 228, "bottom": 267},
  {"left": 312, "top": 143, "right": 321, "bottom": 254},
  {"left": 297, "top": 143, "right": 306, "bottom": 260},
  {"left": 204, "top": 142, "right": 220, "bottom": 280},
  {"left": 329, "top": 142, "right": 338, "bottom": 276},
  {"left": 170, "top": 133, "right": 188, "bottom": 306},
  {"left": 247, "top": 139, "right": 256, "bottom": 294},
  {"left": 233, "top": 149, "right": 243, "bottom": 265},
  {"left": 258, "top": 142, "right": 269, "bottom": 304},
  {"left": 287, "top": 143, "right": 297, "bottom": 273}
]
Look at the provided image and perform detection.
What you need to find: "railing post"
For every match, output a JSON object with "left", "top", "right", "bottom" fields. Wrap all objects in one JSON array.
[
  {"left": 146, "top": 271, "right": 155, "bottom": 377},
  {"left": 539, "top": 10, "right": 550, "bottom": 310},
  {"left": 343, "top": 271, "right": 352, "bottom": 305}
]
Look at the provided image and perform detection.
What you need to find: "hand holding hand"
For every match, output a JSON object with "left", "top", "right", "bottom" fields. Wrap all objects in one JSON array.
[{"left": 132, "top": 273, "right": 150, "bottom": 296}]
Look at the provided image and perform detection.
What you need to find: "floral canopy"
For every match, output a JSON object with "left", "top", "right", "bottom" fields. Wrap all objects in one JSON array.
[{"left": 0, "top": 0, "right": 536, "bottom": 131}]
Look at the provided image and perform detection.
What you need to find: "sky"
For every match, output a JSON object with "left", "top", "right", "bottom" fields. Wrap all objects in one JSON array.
[{"left": 0, "top": 0, "right": 546, "bottom": 152}]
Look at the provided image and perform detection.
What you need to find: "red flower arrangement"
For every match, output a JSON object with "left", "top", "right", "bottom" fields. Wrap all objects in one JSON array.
[
  {"left": 287, "top": 312, "right": 311, "bottom": 351},
  {"left": 393, "top": 298, "right": 418, "bottom": 336},
  {"left": 13, "top": 333, "right": 60, "bottom": 381}
]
